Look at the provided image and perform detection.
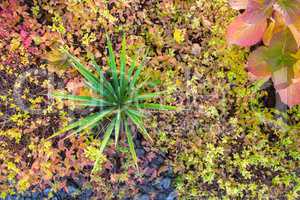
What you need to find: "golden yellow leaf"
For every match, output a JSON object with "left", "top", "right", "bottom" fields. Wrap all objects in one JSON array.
[
  {"left": 263, "top": 20, "right": 275, "bottom": 46},
  {"left": 173, "top": 28, "right": 185, "bottom": 44},
  {"left": 289, "top": 22, "right": 300, "bottom": 48}
]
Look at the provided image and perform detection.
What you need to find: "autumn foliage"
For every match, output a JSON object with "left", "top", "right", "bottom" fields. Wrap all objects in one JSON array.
[
  {"left": 227, "top": 0, "right": 300, "bottom": 106},
  {"left": 2, "top": 0, "right": 300, "bottom": 199}
]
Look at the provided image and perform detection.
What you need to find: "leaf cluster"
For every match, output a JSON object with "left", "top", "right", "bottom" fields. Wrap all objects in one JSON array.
[
  {"left": 227, "top": 0, "right": 300, "bottom": 106},
  {"left": 50, "top": 35, "right": 176, "bottom": 172}
]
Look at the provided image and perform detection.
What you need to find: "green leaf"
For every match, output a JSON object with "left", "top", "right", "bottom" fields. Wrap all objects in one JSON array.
[
  {"left": 129, "top": 48, "right": 149, "bottom": 89},
  {"left": 106, "top": 34, "right": 119, "bottom": 90},
  {"left": 124, "top": 119, "right": 138, "bottom": 169},
  {"left": 114, "top": 111, "right": 121, "bottom": 147},
  {"left": 92, "top": 118, "right": 116, "bottom": 174},
  {"left": 126, "top": 110, "right": 152, "bottom": 142},
  {"left": 127, "top": 77, "right": 150, "bottom": 100},
  {"left": 136, "top": 103, "right": 177, "bottom": 111},
  {"left": 126, "top": 109, "right": 146, "bottom": 118},
  {"left": 127, "top": 53, "right": 137, "bottom": 81},
  {"left": 89, "top": 61, "right": 118, "bottom": 100},
  {"left": 52, "top": 92, "right": 114, "bottom": 106},
  {"left": 60, "top": 48, "right": 100, "bottom": 91},
  {"left": 90, "top": 58, "right": 103, "bottom": 76},
  {"left": 247, "top": 29, "right": 298, "bottom": 89},
  {"left": 99, "top": 117, "right": 116, "bottom": 154},
  {"left": 127, "top": 91, "right": 165, "bottom": 103},
  {"left": 65, "top": 109, "right": 113, "bottom": 138},
  {"left": 47, "top": 113, "right": 99, "bottom": 140},
  {"left": 120, "top": 34, "right": 127, "bottom": 96}
]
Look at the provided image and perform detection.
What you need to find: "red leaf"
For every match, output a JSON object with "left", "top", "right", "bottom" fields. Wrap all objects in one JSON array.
[
  {"left": 272, "top": 66, "right": 293, "bottom": 90},
  {"left": 278, "top": 81, "right": 300, "bottom": 107},
  {"left": 20, "top": 25, "right": 33, "bottom": 48},
  {"left": 227, "top": 13, "right": 267, "bottom": 46},
  {"left": 244, "top": 0, "right": 271, "bottom": 23}
]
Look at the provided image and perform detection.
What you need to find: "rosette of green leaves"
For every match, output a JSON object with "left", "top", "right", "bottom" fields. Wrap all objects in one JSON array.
[{"left": 49, "top": 35, "right": 176, "bottom": 172}]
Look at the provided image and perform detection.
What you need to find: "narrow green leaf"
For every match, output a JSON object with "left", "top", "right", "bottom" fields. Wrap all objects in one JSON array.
[
  {"left": 83, "top": 80, "right": 110, "bottom": 100},
  {"left": 90, "top": 59, "right": 108, "bottom": 97},
  {"left": 47, "top": 113, "right": 98, "bottom": 140},
  {"left": 64, "top": 109, "right": 113, "bottom": 139},
  {"left": 52, "top": 92, "right": 113, "bottom": 106},
  {"left": 127, "top": 53, "right": 137, "bottom": 81},
  {"left": 136, "top": 103, "right": 177, "bottom": 111},
  {"left": 129, "top": 48, "right": 149, "bottom": 89},
  {"left": 76, "top": 101, "right": 114, "bottom": 107},
  {"left": 126, "top": 91, "right": 165, "bottom": 103},
  {"left": 124, "top": 119, "right": 138, "bottom": 169},
  {"left": 120, "top": 34, "right": 126, "bottom": 96},
  {"left": 91, "top": 58, "right": 103, "bottom": 76},
  {"left": 99, "top": 118, "right": 116, "bottom": 154},
  {"left": 114, "top": 111, "right": 121, "bottom": 147},
  {"left": 60, "top": 48, "right": 99, "bottom": 88},
  {"left": 83, "top": 66, "right": 117, "bottom": 101},
  {"left": 126, "top": 77, "right": 150, "bottom": 101},
  {"left": 127, "top": 109, "right": 146, "bottom": 118},
  {"left": 106, "top": 34, "right": 119, "bottom": 89},
  {"left": 92, "top": 118, "right": 116, "bottom": 174},
  {"left": 126, "top": 110, "right": 152, "bottom": 142}
]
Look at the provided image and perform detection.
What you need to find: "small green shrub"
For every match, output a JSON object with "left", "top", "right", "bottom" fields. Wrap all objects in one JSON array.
[{"left": 49, "top": 35, "right": 176, "bottom": 172}]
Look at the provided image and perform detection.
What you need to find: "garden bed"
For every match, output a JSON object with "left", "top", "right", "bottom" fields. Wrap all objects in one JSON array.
[{"left": 1, "top": 0, "right": 300, "bottom": 199}]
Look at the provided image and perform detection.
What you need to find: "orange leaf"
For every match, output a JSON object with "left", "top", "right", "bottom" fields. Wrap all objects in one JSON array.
[
  {"left": 293, "top": 60, "right": 300, "bottom": 79},
  {"left": 263, "top": 20, "right": 275, "bottom": 46},
  {"left": 289, "top": 21, "right": 300, "bottom": 47},
  {"left": 247, "top": 47, "right": 272, "bottom": 78}
]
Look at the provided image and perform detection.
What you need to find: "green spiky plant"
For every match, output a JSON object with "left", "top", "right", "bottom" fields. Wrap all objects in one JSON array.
[{"left": 48, "top": 35, "right": 176, "bottom": 172}]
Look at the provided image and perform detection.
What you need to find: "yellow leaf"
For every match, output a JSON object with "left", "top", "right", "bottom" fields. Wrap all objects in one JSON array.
[
  {"left": 10, "top": 38, "right": 21, "bottom": 51},
  {"left": 293, "top": 60, "right": 300, "bottom": 79},
  {"left": 273, "top": 12, "right": 286, "bottom": 34},
  {"left": 263, "top": 20, "right": 275, "bottom": 46},
  {"left": 44, "top": 46, "right": 68, "bottom": 65},
  {"left": 0, "top": 192, "right": 7, "bottom": 199},
  {"left": 17, "top": 177, "right": 30, "bottom": 192},
  {"left": 173, "top": 28, "right": 185, "bottom": 44},
  {"left": 0, "top": 129, "right": 22, "bottom": 143},
  {"left": 289, "top": 21, "right": 300, "bottom": 48}
]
